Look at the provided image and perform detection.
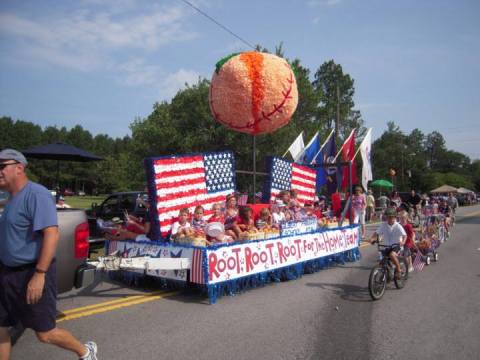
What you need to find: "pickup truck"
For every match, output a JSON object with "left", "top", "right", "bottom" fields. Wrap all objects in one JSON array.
[
  {"left": 0, "top": 197, "right": 92, "bottom": 293},
  {"left": 87, "top": 191, "right": 148, "bottom": 238}
]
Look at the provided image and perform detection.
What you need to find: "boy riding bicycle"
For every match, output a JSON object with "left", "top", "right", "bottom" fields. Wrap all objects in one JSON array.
[{"left": 370, "top": 207, "right": 406, "bottom": 279}]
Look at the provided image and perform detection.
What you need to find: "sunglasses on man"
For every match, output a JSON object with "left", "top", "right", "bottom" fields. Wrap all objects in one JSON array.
[{"left": 0, "top": 162, "right": 19, "bottom": 170}]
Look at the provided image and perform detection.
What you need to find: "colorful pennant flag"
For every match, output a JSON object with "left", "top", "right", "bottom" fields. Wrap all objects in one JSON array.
[
  {"left": 300, "top": 132, "right": 320, "bottom": 164},
  {"left": 360, "top": 128, "right": 373, "bottom": 191},
  {"left": 340, "top": 129, "right": 358, "bottom": 189}
]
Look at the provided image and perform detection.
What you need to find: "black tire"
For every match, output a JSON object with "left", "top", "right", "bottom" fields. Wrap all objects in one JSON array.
[
  {"left": 394, "top": 257, "right": 408, "bottom": 289},
  {"left": 369, "top": 266, "right": 387, "bottom": 300}
]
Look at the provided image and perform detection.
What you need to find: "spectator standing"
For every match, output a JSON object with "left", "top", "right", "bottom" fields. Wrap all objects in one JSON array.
[
  {"left": 351, "top": 186, "right": 367, "bottom": 237},
  {"left": 366, "top": 190, "right": 375, "bottom": 222},
  {"left": 446, "top": 192, "right": 458, "bottom": 214},
  {"left": 0, "top": 149, "right": 98, "bottom": 360},
  {"left": 390, "top": 191, "right": 402, "bottom": 208}
]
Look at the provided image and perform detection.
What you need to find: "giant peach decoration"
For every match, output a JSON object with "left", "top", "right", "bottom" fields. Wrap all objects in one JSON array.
[{"left": 209, "top": 52, "right": 298, "bottom": 135}]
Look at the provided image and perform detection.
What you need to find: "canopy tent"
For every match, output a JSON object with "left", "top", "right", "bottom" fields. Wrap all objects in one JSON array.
[
  {"left": 369, "top": 179, "right": 393, "bottom": 188},
  {"left": 22, "top": 142, "right": 104, "bottom": 189},
  {"left": 457, "top": 187, "right": 475, "bottom": 194},
  {"left": 430, "top": 185, "right": 457, "bottom": 194}
]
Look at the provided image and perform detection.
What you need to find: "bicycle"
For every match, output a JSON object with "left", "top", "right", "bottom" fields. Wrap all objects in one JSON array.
[{"left": 368, "top": 240, "right": 409, "bottom": 300}]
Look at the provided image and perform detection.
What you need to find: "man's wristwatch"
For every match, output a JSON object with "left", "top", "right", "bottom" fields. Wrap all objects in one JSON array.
[{"left": 35, "top": 268, "right": 47, "bottom": 274}]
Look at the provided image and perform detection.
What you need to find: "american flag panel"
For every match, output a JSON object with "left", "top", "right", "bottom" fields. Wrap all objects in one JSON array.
[
  {"left": 145, "top": 151, "right": 236, "bottom": 239},
  {"left": 190, "top": 248, "right": 205, "bottom": 284},
  {"left": 264, "top": 157, "right": 317, "bottom": 205}
]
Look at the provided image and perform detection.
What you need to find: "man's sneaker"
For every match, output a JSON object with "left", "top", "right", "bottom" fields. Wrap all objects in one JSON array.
[
  {"left": 408, "top": 266, "right": 414, "bottom": 273},
  {"left": 81, "top": 341, "right": 98, "bottom": 360}
]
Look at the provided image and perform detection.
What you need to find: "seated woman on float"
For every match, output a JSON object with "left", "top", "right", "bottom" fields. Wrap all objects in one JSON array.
[{"left": 232, "top": 205, "right": 257, "bottom": 241}]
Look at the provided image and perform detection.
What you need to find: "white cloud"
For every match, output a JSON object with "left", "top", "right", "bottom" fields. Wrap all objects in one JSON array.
[
  {"left": 0, "top": 4, "right": 198, "bottom": 82},
  {"left": 307, "top": 0, "right": 342, "bottom": 7},
  {"left": 116, "top": 59, "right": 162, "bottom": 86},
  {"left": 161, "top": 69, "right": 201, "bottom": 99}
]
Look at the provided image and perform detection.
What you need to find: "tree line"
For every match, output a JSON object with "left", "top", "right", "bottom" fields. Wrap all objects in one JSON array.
[{"left": 1, "top": 47, "right": 478, "bottom": 195}]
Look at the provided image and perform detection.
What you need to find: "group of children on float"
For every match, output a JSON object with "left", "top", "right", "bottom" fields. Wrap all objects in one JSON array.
[{"left": 170, "top": 190, "right": 335, "bottom": 246}]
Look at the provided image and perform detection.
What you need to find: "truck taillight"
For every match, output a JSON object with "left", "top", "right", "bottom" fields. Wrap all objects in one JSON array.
[{"left": 75, "top": 222, "right": 90, "bottom": 259}]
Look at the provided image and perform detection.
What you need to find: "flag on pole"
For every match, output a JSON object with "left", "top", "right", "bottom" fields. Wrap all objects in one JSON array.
[
  {"left": 359, "top": 128, "right": 373, "bottom": 191},
  {"left": 300, "top": 132, "right": 320, "bottom": 164},
  {"left": 340, "top": 129, "right": 358, "bottom": 189},
  {"left": 321, "top": 134, "right": 338, "bottom": 194},
  {"left": 284, "top": 132, "right": 305, "bottom": 162}
]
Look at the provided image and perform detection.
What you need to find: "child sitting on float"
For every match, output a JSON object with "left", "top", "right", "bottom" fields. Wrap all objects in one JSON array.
[
  {"left": 171, "top": 208, "right": 193, "bottom": 240},
  {"left": 208, "top": 202, "right": 237, "bottom": 240},
  {"left": 232, "top": 205, "right": 256, "bottom": 240},
  {"left": 271, "top": 200, "right": 286, "bottom": 228},
  {"left": 224, "top": 193, "right": 239, "bottom": 233},
  {"left": 205, "top": 222, "right": 234, "bottom": 244},
  {"left": 278, "top": 189, "right": 291, "bottom": 206},
  {"left": 255, "top": 207, "right": 273, "bottom": 231},
  {"left": 104, "top": 217, "right": 148, "bottom": 241},
  {"left": 191, "top": 205, "right": 207, "bottom": 238},
  {"left": 302, "top": 201, "right": 317, "bottom": 219}
]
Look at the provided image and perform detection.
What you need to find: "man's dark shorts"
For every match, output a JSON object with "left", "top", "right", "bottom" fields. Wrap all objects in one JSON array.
[{"left": 0, "top": 261, "right": 57, "bottom": 332}]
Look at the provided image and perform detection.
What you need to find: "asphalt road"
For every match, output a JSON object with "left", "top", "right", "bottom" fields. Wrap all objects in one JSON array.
[{"left": 12, "top": 205, "right": 480, "bottom": 360}]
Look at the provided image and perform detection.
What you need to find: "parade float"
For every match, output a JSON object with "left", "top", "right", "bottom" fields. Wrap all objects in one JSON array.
[{"left": 98, "top": 52, "right": 361, "bottom": 304}]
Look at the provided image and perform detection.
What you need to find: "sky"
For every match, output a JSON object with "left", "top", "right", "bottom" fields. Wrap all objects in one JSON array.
[{"left": 0, "top": 0, "right": 479, "bottom": 159}]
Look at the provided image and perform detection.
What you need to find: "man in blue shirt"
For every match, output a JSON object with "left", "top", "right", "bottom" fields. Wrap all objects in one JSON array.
[{"left": 0, "top": 149, "right": 97, "bottom": 360}]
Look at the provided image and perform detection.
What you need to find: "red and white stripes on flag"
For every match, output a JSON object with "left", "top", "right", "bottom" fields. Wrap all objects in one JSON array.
[
  {"left": 237, "top": 194, "right": 248, "bottom": 205},
  {"left": 190, "top": 248, "right": 205, "bottom": 284},
  {"left": 266, "top": 157, "right": 317, "bottom": 205},
  {"left": 149, "top": 151, "right": 236, "bottom": 238},
  {"left": 413, "top": 251, "right": 425, "bottom": 272}
]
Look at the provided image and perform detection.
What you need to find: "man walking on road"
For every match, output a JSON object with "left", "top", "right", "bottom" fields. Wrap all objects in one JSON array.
[{"left": 0, "top": 149, "right": 98, "bottom": 360}]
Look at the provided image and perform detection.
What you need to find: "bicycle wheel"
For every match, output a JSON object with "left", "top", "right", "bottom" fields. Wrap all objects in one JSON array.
[
  {"left": 394, "top": 257, "right": 409, "bottom": 289},
  {"left": 368, "top": 266, "right": 387, "bottom": 300}
]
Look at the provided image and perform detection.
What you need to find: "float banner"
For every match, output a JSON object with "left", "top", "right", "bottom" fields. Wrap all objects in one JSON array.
[
  {"left": 107, "top": 240, "right": 204, "bottom": 283},
  {"left": 207, "top": 226, "right": 359, "bottom": 284}
]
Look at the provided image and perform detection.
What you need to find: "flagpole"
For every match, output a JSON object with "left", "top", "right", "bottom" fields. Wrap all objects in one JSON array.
[
  {"left": 310, "top": 129, "right": 334, "bottom": 164},
  {"left": 332, "top": 128, "right": 355, "bottom": 162},
  {"left": 295, "top": 131, "right": 319, "bottom": 163},
  {"left": 352, "top": 128, "right": 372, "bottom": 161}
]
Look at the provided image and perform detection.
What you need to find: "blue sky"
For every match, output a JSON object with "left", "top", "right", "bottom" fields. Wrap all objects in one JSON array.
[{"left": 0, "top": 0, "right": 479, "bottom": 159}]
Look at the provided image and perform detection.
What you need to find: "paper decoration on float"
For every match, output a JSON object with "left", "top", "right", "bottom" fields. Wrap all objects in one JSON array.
[
  {"left": 262, "top": 156, "right": 317, "bottom": 205},
  {"left": 144, "top": 151, "right": 236, "bottom": 240},
  {"left": 209, "top": 52, "right": 299, "bottom": 135}
]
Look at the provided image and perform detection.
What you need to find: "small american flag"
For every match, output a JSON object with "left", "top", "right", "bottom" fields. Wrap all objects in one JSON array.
[
  {"left": 265, "top": 157, "right": 317, "bottom": 205},
  {"left": 413, "top": 251, "right": 425, "bottom": 272},
  {"left": 237, "top": 194, "right": 248, "bottom": 205},
  {"left": 190, "top": 248, "right": 205, "bottom": 284},
  {"left": 147, "top": 151, "right": 236, "bottom": 238}
]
